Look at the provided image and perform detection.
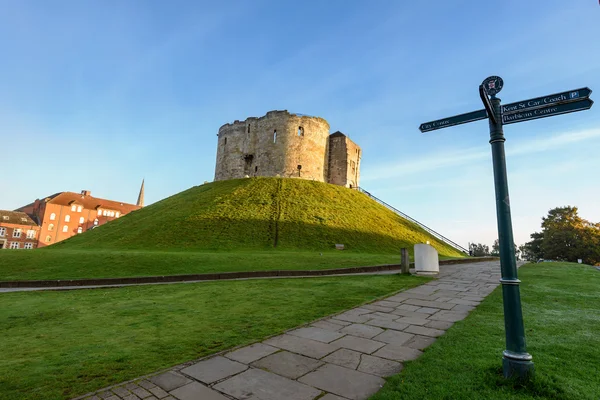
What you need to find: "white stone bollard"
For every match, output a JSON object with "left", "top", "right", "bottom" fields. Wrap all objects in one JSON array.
[{"left": 414, "top": 243, "right": 439, "bottom": 276}]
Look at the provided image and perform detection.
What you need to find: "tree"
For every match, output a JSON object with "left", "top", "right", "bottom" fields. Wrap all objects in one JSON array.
[
  {"left": 521, "top": 232, "right": 543, "bottom": 261},
  {"left": 469, "top": 242, "right": 490, "bottom": 257},
  {"left": 491, "top": 239, "right": 500, "bottom": 257},
  {"left": 523, "top": 206, "right": 600, "bottom": 265}
]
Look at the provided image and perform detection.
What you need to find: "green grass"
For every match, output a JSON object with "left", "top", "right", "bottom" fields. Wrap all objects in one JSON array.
[
  {"left": 0, "top": 274, "right": 429, "bottom": 400},
  {"left": 371, "top": 262, "right": 600, "bottom": 400},
  {"left": 0, "top": 249, "right": 410, "bottom": 281},
  {"left": 50, "top": 178, "right": 463, "bottom": 256}
]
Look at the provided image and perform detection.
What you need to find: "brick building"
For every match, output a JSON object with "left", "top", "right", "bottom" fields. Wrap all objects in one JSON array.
[
  {"left": 10, "top": 182, "right": 145, "bottom": 249},
  {"left": 0, "top": 210, "right": 40, "bottom": 249}
]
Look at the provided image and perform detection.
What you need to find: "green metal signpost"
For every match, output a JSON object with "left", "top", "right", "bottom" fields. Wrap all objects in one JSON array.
[{"left": 419, "top": 77, "right": 594, "bottom": 380}]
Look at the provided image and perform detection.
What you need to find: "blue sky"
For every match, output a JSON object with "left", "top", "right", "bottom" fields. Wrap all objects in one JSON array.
[{"left": 1, "top": 0, "right": 599, "bottom": 247}]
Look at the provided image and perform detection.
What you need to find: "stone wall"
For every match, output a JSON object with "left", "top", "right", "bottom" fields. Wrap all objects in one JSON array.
[
  {"left": 327, "top": 132, "right": 361, "bottom": 188},
  {"left": 215, "top": 111, "right": 331, "bottom": 182}
]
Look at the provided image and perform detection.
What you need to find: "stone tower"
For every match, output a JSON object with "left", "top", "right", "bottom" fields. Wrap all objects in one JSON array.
[{"left": 214, "top": 110, "right": 361, "bottom": 188}]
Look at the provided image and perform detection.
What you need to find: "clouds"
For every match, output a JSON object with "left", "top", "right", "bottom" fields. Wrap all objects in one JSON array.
[{"left": 362, "top": 128, "right": 600, "bottom": 183}]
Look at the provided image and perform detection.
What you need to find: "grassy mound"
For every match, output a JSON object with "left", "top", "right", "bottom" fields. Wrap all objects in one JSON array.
[{"left": 51, "top": 178, "right": 463, "bottom": 257}]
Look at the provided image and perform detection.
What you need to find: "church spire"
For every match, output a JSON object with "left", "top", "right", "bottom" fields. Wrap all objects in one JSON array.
[{"left": 136, "top": 179, "right": 145, "bottom": 207}]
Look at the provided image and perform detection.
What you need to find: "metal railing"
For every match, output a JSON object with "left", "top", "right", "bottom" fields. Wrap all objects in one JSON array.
[{"left": 357, "top": 187, "right": 469, "bottom": 254}]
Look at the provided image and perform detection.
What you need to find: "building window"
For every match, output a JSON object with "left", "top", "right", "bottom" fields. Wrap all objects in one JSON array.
[
  {"left": 48, "top": 224, "right": 54, "bottom": 231},
  {"left": 21, "top": 217, "right": 28, "bottom": 222},
  {"left": 24, "top": 243, "right": 33, "bottom": 249},
  {"left": 0, "top": 227, "right": 5, "bottom": 237},
  {"left": 247, "top": 125, "right": 250, "bottom": 133},
  {"left": 26, "top": 230, "right": 36, "bottom": 239},
  {"left": 77, "top": 206, "right": 82, "bottom": 212},
  {"left": 10, "top": 242, "right": 19, "bottom": 249},
  {"left": 298, "top": 127, "right": 304, "bottom": 137},
  {"left": 2, "top": 216, "right": 8, "bottom": 220},
  {"left": 65, "top": 215, "right": 70, "bottom": 222},
  {"left": 79, "top": 217, "right": 84, "bottom": 224},
  {"left": 224, "top": 137, "right": 227, "bottom": 146},
  {"left": 13, "top": 229, "right": 22, "bottom": 238},
  {"left": 273, "top": 130, "right": 277, "bottom": 143},
  {"left": 103, "top": 210, "right": 108, "bottom": 216},
  {"left": 77, "top": 227, "right": 83, "bottom": 234},
  {"left": 94, "top": 219, "right": 99, "bottom": 226},
  {"left": 62, "top": 225, "right": 68, "bottom": 233},
  {"left": 255, "top": 166, "right": 258, "bottom": 173},
  {"left": 50, "top": 213, "right": 56, "bottom": 220},
  {"left": 115, "top": 212, "right": 120, "bottom": 218},
  {"left": 45, "top": 235, "right": 52, "bottom": 243},
  {"left": 97, "top": 209, "right": 102, "bottom": 216},
  {"left": 71, "top": 205, "right": 77, "bottom": 212}
]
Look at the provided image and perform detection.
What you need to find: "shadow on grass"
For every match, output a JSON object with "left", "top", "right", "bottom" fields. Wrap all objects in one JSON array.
[{"left": 485, "top": 362, "right": 569, "bottom": 399}]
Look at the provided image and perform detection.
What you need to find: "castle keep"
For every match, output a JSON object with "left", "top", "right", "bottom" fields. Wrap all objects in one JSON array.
[{"left": 214, "top": 110, "right": 361, "bottom": 188}]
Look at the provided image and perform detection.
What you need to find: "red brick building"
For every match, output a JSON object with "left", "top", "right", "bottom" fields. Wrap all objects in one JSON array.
[
  {"left": 0, "top": 210, "right": 40, "bottom": 249},
  {"left": 13, "top": 183, "right": 144, "bottom": 248}
]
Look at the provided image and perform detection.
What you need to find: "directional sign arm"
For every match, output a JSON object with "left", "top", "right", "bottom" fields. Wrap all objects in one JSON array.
[
  {"left": 419, "top": 109, "right": 488, "bottom": 133},
  {"left": 502, "top": 98, "right": 593, "bottom": 125}
]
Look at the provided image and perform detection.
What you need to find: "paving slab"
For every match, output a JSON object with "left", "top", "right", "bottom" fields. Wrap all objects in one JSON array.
[
  {"left": 324, "top": 318, "right": 352, "bottom": 326},
  {"left": 372, "top": 330, "right": 413, "bottom": 346},
  {"left": 252, "top": 351, "right": 323, "bottom": 379},
  {"left": 390, "top": 309, "right": 427, "bottom": 318},
  {"left": 148, "top": 386, "right": 169, "bottom": 399},
  {"left": 395, "top": 304, "right": 421, "bottom": 312},
  {"left": 404, "top": 335, "right": 436, "bottom": 350},
  {"left": 321, "top": 348, "right": 362, "bottom": 369},
  {"left": 372, "top": 344, "right": 423, "bottom": 362},
  {"left": 395, "top": 316, "right": 430, "bottom": 326},
  {"left": 225, "top": 343, "right": 279, "bottom": 364},
  {"left": 111, "top": 387, "right": 131, "bottom": 397},
  {"left": 319, "top": 394, "right": 348, "bottom": 400},
  {"left": 428, "top": 310, "right": 468, "bottom": 322},
  {"left": 264, "top": 334, "right": 339, "bottom": 359},
  {"left": 131, "top": 387, "right": 152, "bottom": 398},
  {"left": 415, "top": 307, "right": 440, "bottom": 315},
  {"left": 169, "top": 382, "right": 228, "bottom": 400},
  {"left": 448, "top": 298, "right": 480, "bottom": 306},
  {"left": 180, "top": 356, "right": 247, "bottom": 384},
  {"left": 369, "top": 311, "right": 398, "bottom": 320},
  {"left": 299, "top": 364, "right": 385, "bottom": 400},
  {"left": 332, "top": 313, "right": 372, "bottom": 324},
  {"left": 311, "top": 320, "right": 345, "bottom": 332},
  {"left": 138, "top": 381, "right": 156, "bottom": 390},
  {"left": 402, "top": 298, "right": 456, "bottom": 310},
  {"left": 452, "top": 304, "right": 476, "bottom": 313},
  {"left": 371, "top": 300, "right": 403, "bottom": 308},
  {"left": 364, "top": 318, "right": 409, "bottom": 331},
  {"left": 329, "top": 335, "right": 386, "bottom": 354},
  {"left": 424, "top": 320, "right": 454, "bottom": 330},
  {"left": 122, "top": 395, "right": 140, "bottom": 400},
  {"left": 404, "top": 325, "right": 445, "bottom": 338},
  {"left": 361, "top": 304, "right": 395, "bottom": 313},
  {"left": 357, "top": 354, "right": 403, "bottom": 377},
  {"left": 150, "top": 372, "right": 192, "bottom": 392},
  {"left": 288, "top": 327, "right": 345, "bottom": 343},
  {"left": 339, "top": 323, "right": 384, "bottom": 339},
  {"left": 214, "top": 368, "right": 321, "bottom": 400}
]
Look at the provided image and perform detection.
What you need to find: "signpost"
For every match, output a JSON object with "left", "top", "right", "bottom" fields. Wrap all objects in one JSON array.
[{"left": 418, "top": 78, "right": 594, "bottom": 380}]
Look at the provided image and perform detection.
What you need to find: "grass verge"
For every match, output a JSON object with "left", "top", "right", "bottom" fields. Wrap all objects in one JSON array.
[
  {"left": 0, "top": 274, "right": 429, "bottom": 400},
  {"left": 0, "top": 249, "right": 414, "bottom": 281},
  {"left": 371, "top": 262, "right": 600, "bottom": 400}
]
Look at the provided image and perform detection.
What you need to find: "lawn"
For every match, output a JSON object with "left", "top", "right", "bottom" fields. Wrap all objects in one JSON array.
[
  {"left": 0, "top": 249, "right": 413, "bottom": 281},
  {"left": 371, "top": 262, "right": 600, "bottom": 400},
  {"left": 0, "top": 273, "right": 429, "bottom": 400}
]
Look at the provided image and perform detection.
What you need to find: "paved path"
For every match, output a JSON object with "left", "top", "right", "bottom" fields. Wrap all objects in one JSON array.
[{"left": 75, "top": 260, "right": 502, "bottom": 400}]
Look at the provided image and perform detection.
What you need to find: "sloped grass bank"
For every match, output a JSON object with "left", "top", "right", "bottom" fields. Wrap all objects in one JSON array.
[
  {"left": 371, "top": 262, "right": 600, "bottom": 400},
  {"left": 51, "top": 178, "right": 463, "bottom": 257}
]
